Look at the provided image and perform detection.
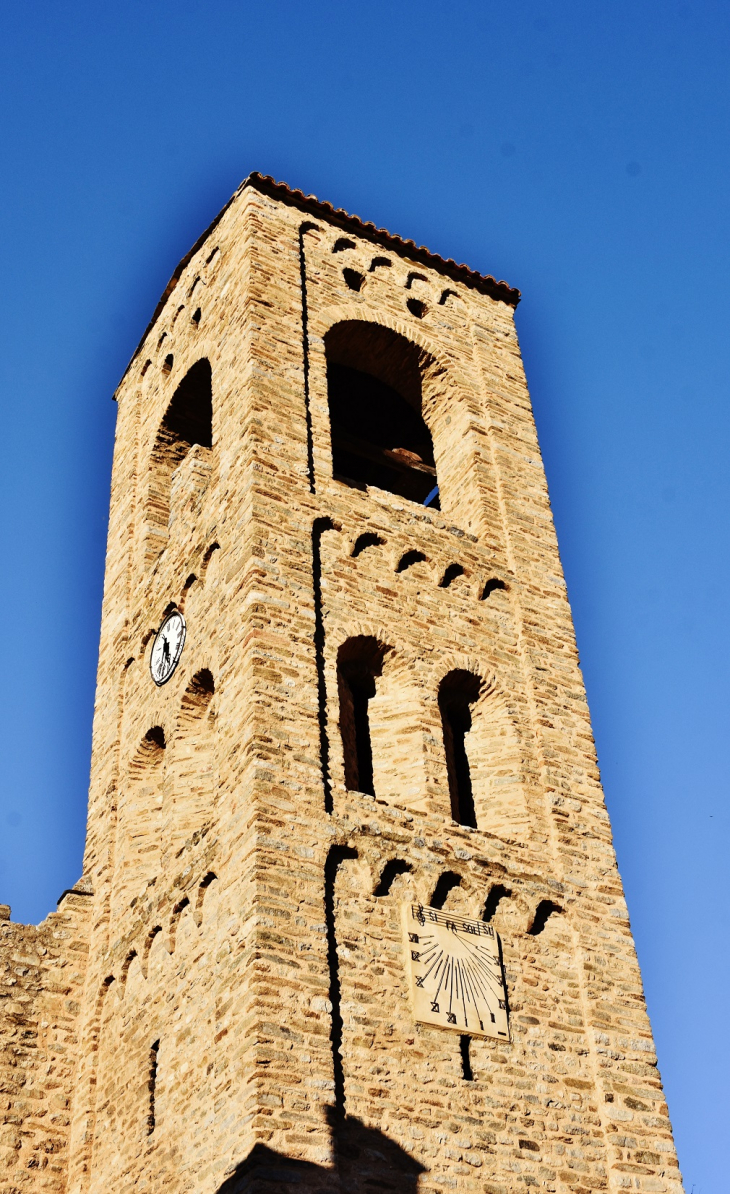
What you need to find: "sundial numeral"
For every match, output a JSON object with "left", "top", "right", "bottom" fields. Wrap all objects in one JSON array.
[
  {"left": 411, "top": 951, "right": 420, "bottom": 961},
  {"left": 430, "top": 1001, "right": 440, "bottom": 1013},
  {"left": 409, "top": 933, "right": 419, "bottom": 943},
  {"left": 446, "top": 1012, "right": 457, "bottom": 1024},
  {"left": 415, "top": 976, "right": 424, "bottom": 987}
]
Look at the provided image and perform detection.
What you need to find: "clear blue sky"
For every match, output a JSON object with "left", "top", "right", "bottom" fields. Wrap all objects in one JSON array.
[{"left": 0, "top": 2, "right": 727, "bottom": 1187}]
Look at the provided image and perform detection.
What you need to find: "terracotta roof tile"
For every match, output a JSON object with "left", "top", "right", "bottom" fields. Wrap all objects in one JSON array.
[{"left": 247, "top": 173, "right": 520, "bottom": 307}]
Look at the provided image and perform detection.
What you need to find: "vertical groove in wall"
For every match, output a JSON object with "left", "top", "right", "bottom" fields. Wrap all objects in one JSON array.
[
  {"left": 147, "top": 1039, "right": 160, "bottom": 1134},
  {"left": 312, "top": 517, "right": 338, "bottom": 813},
  {"left": 299, "top": 222, "right": 319, "bottom": 493},
  {"left": 324, "top": 844, "right": 358, "bottom": 1119},
  {"left": 459, "top": 1034, "right": 473, "bottom": 1081}
]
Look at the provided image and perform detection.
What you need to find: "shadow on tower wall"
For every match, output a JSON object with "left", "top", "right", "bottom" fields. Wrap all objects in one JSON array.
[{"left": 216, "top": 1106, "right": 426, "bottom": 1193}]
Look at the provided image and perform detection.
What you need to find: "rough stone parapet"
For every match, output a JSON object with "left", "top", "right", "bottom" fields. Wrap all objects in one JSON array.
[{"left": 0, "top": 890, "right": 91, "bottom": 1193}]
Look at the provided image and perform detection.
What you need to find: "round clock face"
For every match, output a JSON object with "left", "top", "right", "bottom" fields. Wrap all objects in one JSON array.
[{"left": 150, "top": 610, "right": 186, "bottom": 686}]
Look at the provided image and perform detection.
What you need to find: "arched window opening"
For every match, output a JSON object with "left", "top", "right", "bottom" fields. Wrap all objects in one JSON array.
[
  {"left": 352, "top": 532, "right": 385, "bottom": 557},
  {"left": 147, "top": 358, "right": 213, "bottom": 561},
  {"left": 439, "top": 563, "right": 465, "bottom": 588},
  {"left": 439, "top": 670, "right": 483, "bottom": 828},
  {"left": 169, "top": 897, "right": 190, "bottom": 953},
  {"left": 201, "top": 541, "right": 220, "bottom": 579},
  {"left": 373, "top": 858, "right": 411, "bottom": 897},
  {"left": 483, "top": 884, "right": 512, "bottom": 923},
  {"left": 120, "top": 949, "right": 137, "bottom": 991},
  {"left": 528, "top": 900, "right": 562, "bottom": 936},
  {"left": 130, "top": 726, "right": 166, "bottom": 776},
  {"left": 115, "top": 727, "right": 166, "bottom": 915},
  {"left": 337, "top": 636, "right": 389, "bottom": 796},
  {"left": 325, "top": 322, "right": 439, "bottom": 508},
  {"left": 429, "top": 870, "right": 462, "bottom": 910},
  {"left": 439, "top": 682, "right": 529, "bottom": 842},
  {"left": 342, "top": 268, "right": 364, "bottom": 292},
  {"left": 481, "top": 577, "right": 507, "bottom": 601},
  {"left": 194, "top": 871, "right": 218, "bottom": 926},
  {"left": 141, "top": 925, "right": 163, "bottom": 976},
  {"left": 180, "top": 573, "right": 197, "bottom": 610},
  {"left": 170, "top": 671, "right": 216, "bottom": 857},
  {"left": 178, "top": 668, "right": 214, "bottom": 723},
  {"left": 396, "top": 549, "right": 427, "bottom": 573}
]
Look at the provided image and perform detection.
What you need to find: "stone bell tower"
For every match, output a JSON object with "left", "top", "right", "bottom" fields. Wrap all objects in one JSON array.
[{"left": 0, "top": 174, "right": 683, "bottom": 1194}]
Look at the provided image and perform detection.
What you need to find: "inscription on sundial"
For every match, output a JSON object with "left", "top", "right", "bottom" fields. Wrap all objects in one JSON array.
[{"left": 402, "top": 903, "right": 509, "bottom": 1041}]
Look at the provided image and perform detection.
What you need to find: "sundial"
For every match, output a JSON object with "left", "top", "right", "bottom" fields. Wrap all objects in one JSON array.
[{"left": 402, "top": 903, "right": 509, "bottom": 1041}]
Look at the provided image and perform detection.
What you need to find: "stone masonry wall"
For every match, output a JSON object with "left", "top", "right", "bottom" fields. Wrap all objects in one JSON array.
[{"left": 0, "top": 892, "right": 91, "bottom": 1194}]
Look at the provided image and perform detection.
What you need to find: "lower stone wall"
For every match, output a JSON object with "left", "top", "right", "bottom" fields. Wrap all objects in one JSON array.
[{"left": 0, "top": 889, "right": 91, "bottom": 1194}]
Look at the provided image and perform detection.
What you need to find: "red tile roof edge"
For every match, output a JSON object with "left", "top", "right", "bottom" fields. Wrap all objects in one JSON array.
[
  {"left": 115, "top": 172, "right": 519, "bottom": 397},
  {"left": 247, "top": 173, "right": 520, "bottom": 307}
]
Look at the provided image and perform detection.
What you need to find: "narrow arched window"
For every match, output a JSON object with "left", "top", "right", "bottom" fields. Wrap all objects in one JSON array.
[
  {"left": 171, "top": 669, "right": 216, "bottom": 855},
  {"left": 146, "top": 358, "right": 212, "bottom": 561},
  {"left": 116, "top": 727, "right": 166, "bottom": 912},
  {"left": 438, "top": 670, "right": 483, "bottom": 828},
  {"left": 337, "top": 636, "right": 389, "bottom": 796},
  {"left": 325, "top": 321, "right": 439, "bottom": 507}
]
